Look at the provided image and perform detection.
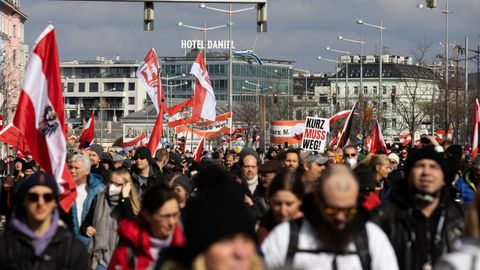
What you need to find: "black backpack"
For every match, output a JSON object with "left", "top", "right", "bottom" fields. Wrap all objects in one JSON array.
[{"left": 286, "top": 218, "right": 372, "bottom": 270}]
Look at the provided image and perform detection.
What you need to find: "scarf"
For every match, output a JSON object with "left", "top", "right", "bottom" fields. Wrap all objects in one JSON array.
[
  {"left": 11, "top": 208, "right": 59, "bottom": 256},
  {"left": 88, "top": 191, "right": 122, "bottom": 267}
]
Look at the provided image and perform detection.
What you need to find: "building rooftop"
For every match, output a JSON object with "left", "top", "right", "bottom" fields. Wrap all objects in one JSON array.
[{"left": 336, "top": 63, "right": 438, "bottom": 80}]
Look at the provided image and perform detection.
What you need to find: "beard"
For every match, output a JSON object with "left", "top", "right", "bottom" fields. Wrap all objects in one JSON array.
[{"left": 304, "top": 206, "right": 362, "bottom": 252}]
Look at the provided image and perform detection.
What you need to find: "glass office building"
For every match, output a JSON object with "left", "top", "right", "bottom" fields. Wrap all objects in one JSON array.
[{"left": 161, "top": 51, "right": 294, "bottom": 104}]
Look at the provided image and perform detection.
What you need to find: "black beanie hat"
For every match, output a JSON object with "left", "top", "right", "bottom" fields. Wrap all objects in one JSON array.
[
  {"left": 18, "top": 172, "right": 60, "bottom": 201},
  {"left": 133, "top": 146, "right": 152, "bottom": 163},
  {"left": 184, "top": 165, "right": 256, "bottom": 256},
  {"left": 405, "top": 146, "right": 448, "bottom": 178},
  {"left": 14, "top": 157, "right": 25, "bottom": 168}
]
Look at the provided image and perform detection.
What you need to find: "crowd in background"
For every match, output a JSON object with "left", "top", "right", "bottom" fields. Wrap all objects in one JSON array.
[{"left": 1, "top": 135, "right": 480, "bottom": 269}]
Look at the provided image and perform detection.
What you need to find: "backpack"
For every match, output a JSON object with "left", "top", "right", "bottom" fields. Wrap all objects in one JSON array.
[{"left": 286, "top": 218, "right": 371, "bottom": 270}]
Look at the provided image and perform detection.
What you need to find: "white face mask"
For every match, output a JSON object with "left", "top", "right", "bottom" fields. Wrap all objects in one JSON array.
[
  {"left": 109, "top": 184, "right": 122, "bottom": 196},
  {"left": 345, "top": 158, "right": 358, "bottom": 168}
]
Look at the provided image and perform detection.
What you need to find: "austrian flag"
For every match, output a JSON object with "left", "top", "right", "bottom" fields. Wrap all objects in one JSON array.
[
  {"left": 13, "top": 25, "right": 77, "bottom": 211},
  {"left": 190, "top": 52, "right": 216, "bottom": 122}
]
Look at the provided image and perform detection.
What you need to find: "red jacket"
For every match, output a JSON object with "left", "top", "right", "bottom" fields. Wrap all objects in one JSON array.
[
  {"left": 108, "top": 217, "right": 185, "bottom": 270},
  {"left": 360, "top": 192, "right": 381, "bottom": 212}
]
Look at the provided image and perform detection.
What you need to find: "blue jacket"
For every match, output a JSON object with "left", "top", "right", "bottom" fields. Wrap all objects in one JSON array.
[
  {"left": 71, "top": 173, "right": 106, "bottom": 245},
  {"left": 455, "top": 172, "right": 477, "bottom": 203}
]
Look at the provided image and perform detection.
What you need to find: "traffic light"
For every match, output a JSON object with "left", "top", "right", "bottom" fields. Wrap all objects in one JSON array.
[
  {"left": 391, "top": 89, "right": 396, "bottom": 104},
  {"left": 256, "top": 3, "right": 267, "bottom": 33},
  {"left": 144, "top": 2, "right": 154, "bottom": 31},
  {"left": 273, "top": 92, "right": 278, "bottom": 104},
  {"left": 426, "top": 0, "right": 437, "bottom": 8}
]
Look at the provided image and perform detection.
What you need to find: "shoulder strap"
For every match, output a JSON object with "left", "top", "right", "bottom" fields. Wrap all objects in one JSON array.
[
  {"left": 286, "top": 218, "right": 303, "bottom": 263},
  {"left": 354, "top": 223, "right": 372, "bottom": 270}
]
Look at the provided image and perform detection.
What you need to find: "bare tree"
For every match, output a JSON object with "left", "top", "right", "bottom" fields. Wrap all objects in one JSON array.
[
  {"left": 0, "top": 45, "right": 21, "bottom": 123},
  {"left": 393, "top": 40, "right": 439, "bottom": 144}
]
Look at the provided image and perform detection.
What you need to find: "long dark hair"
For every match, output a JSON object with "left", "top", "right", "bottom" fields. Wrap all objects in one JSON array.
[
  {"left": 141, "top": 184, "right": 178, "bottom": 214},
  {"left": 267, "top": 170, "right": 304, "bottom": 200}
]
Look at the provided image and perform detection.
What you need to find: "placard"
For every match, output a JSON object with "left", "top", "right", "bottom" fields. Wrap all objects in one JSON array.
[{"left": 301, "top": 117, "right": 329, "bottom": 152}]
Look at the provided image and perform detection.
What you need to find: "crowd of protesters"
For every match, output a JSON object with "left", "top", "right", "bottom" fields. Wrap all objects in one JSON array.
[{"left": 2, "top": 134, "right": 480, "bottom": 269}]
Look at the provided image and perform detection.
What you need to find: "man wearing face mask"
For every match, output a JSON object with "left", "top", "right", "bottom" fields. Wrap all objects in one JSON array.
[
  {"left": 371, "top": 146, "right": 464, "bottom": 270},
  {"left": 343, "top": 146, "right": 359, "bottom": 168}
]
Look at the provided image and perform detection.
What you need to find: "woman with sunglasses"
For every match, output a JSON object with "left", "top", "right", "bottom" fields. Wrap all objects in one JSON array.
[
  {"left": 257, "top": 170, "right": 305, "bottom": 243},
  {"left": 0, "top": 172, "right": 88, "bottom": 270},
  {"left": 81, "top": 170, "right": 141, "bottom": 270},
  {"left": 109, "top": 184, "right": 185, "bottom": 270}
]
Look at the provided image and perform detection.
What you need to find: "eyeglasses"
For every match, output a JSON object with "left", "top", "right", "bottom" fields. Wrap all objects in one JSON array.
[
  {"left": 26, "top": 192, "right": 55, "bottom": 203},
  {"left": 344, "top": 153, "right": 357, "bottom": 158},
  {"left": 322, "top": 206, "right": 357, "bottom": 217},
  {"left": 134, "top": 156, "right": 147, "bottom": 161}
]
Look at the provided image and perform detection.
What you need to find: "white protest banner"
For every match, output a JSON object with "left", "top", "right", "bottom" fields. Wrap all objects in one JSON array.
[{"left": 301, "top": 116, "right": 330, "bottom": 152}]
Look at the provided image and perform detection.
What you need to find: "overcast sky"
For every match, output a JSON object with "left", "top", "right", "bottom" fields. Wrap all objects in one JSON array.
[{"left": 21, "top": 0, "right": 480, "bottom": 73}]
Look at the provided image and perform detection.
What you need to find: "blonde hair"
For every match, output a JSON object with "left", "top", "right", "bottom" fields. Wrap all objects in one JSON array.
[{"left": 112, "top": 170, "right": 141, "bottom": 215}]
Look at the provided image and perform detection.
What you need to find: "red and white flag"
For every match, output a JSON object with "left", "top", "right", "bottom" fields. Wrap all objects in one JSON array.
[
  {"left": 329, "top": 110, "right": 351, "bottom": 127},
  {"left": 13, "top": 25, "right": 76, "bottom": 211},
  {"left": 147, "top": 111, "right": 164, "bottom": 156},
  {"left": 370, "top": 121, "right": 388, "bottom": 154},
  {"left": 472, "top": 99, "right": 480, "bottom": 157},
  {"left": 137, "top": 48, "right": 166, "bottom": 114},
  {"left": 399, "top": 132, "right": 412, "bottom": 146},
  {"left": 193, "top": 137, "right": 205, "bottom": 163},
  {"left": 190, "top": 52, "right": 216, "bottom": 122},
  {"left": 0, "top": 124, "right": 31, "bottom": 153},
  {"left": 78, "top": 112, "right": 95, "bottom": 149},
  {"left": 168, "top": 98, "right": 193, "bottom": 128},
  {"left": 121, "top": 132, "right": 147, "bottom": 148},
  {"left": 436, "top": 129, "right": 453, "bottom": 141}
]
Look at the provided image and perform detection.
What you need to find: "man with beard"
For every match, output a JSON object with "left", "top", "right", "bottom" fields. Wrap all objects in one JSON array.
[
  {"left": 281, "top": 148, "right": 301, "bottom": 172},
  {"left": 371, "top": 146, "right": 464, "bottom": 270},
  {"left": 87, "top": 144, "right": 110, "bottom": 183},
  {"left": 262, "top": 165, "right": 398, "bottom": 270}
]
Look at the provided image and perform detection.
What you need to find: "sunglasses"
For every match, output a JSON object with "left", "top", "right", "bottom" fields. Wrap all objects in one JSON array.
[
  {"left": 322, "top": 206, "right": 357, "bottom": 217},
  {"left": 26, "top": 192, "right": 55, "bottom": 203},
  {"left": 344, "top": 153, "right": 357, "bottom": 158},
  {"left": 134, "top": 156, "right": 147, "bottom": 161}
]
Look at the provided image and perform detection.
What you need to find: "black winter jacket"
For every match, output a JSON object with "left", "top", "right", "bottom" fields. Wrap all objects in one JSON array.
[
  {"left": 0, "top": 225, "right": 88, "bottom": 270},
  {"left": 371, "top": 183, "right": 464, "bottom": 270}
]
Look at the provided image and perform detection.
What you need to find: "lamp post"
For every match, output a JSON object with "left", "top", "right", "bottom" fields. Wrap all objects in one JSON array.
[
  {"left": 99, "top": 88, "right": 117, "bottom": 146},
  {"left": 177, "top": 21, "right": 229, "bottom": 63},
  {"left": 338, "top": 36, "right": 366, "bottom": 108},
  {"left": 418, "top": 2, "right": 451, "bottom": 133},
  {"left": 357, "top": 19, "right": 386, "bottom": 108},
  {"left": 160, "top": 73, "right": 186, "bottom": 107},
  {"left": 325, "top": 47, "right": 350, "bottom": 107},
  {"left": 318, "top": 56, "right": 339, "bottom": 114},
  {"left": 199, "top": 4, "right": 256, "bottom": 148}
]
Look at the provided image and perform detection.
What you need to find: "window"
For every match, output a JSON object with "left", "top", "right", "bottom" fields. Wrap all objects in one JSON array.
[
  {"left": 363, "top": 86, "right": 368, "bottom": 94},
  {"left": 79, "top": 83, "right": 85, "bottom": 92},
  {"left": 90, "top": 82, "right": 98, "bottom": 92},
  {"left": 392, "top": 118, "right": 397, "bottom": 129},
  {"left": 128, "top": 97, "right": 135, "bottom": 105},
  {"left": 354, "top": 86, "right": 358, "bottom": 94},
  {"left": 373, "top": 86, "right": 377, "bottom": 94},
  {"left": 383, "top": 86, "right": 387, "bottom": 94},
  {"left": 392, "top": 85, "right": 397, "bottom": 93},
  {"left": 345, "top": 86, "right": 349, "bottom": 95},
  {"left": 382, "top": 102, "right": 387, "bottom": 112},
  {"left": 129, "top": 82, "right": 135, "bottom": 91},
  {"left": 67, "top": 83, "right": 74, "bottom": 92}
]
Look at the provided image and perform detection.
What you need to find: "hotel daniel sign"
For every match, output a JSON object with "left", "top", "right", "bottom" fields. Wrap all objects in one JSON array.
[{"left": 181, "top": 40, "right": 234, "bottom": 49}]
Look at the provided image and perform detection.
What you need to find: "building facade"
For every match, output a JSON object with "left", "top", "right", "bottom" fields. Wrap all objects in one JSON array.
[
  {"left": 0, "top": 0, "right": 28, "bottom": 123},
  {"left": 60, "top": 58, "right": 147, "bottom": 137},
  {"left": 329, "top": 54, "right": 439, "bottom": 142}
]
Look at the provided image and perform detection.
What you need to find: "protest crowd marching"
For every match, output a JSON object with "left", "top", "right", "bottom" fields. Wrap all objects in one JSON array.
[{"left": 3, "top": 25, "right": 480, "bottom": 270}]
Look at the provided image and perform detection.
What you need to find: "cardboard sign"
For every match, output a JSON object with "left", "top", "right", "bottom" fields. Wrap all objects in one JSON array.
[{"left": 301, "top": 117, "right": 329, "bottom": 152}]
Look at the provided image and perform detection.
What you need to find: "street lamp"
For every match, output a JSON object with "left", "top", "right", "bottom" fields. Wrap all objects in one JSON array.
[
  {"left": 199, "top": 4, "right": 256, "bottom": 150},
  {"left": 357, "top": 19, "right": 386, "bottom": 108},
  {"left": 325, "top": 47, "right": 350, "bottom": 101},
  {"left": 318, "top": 56, "right": 339, "bottom": 114},
  {"left": 177, "top": 21, "right": 229, "bottom": 62},
  {"left": 338, "top": 35, "right": 366, "bottom": 109},
  {"left": 160, "top": 73, "right": 186, "bottom": 107},
  {"left": 417, "top": 2, "right": 451, "bottom": 132}
]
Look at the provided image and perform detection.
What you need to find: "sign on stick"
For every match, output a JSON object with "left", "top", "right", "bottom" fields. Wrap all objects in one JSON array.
[{"left": 301, "top": 116, "right": 329, "bottom": 152}]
